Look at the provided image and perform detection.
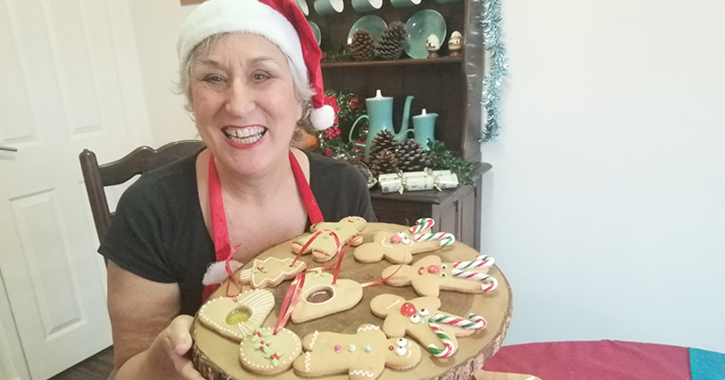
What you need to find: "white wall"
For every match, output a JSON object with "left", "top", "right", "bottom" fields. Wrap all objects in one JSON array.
[
  {"left": 126, "top": 0, "right": 725, "bottom": 352},
  {"left": 481, "top": 0, "right": 725, "bottom": 352},
  {"left": 126, "top": 0, "right": 198, "bottom": 144}
]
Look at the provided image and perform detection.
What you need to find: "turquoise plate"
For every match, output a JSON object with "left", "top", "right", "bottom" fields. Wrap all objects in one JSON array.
[
  {"left": 308, "top": 21, "right": 321, "bottom": 46},
  {"left": 347, "top": 15, "right": 387, "bottom": 45},
  {"left": 404, "top": 10, "right": 447, "bottom": 59},
  {"left": 295, "top": 0, "right": 309, "bottom": 16}
]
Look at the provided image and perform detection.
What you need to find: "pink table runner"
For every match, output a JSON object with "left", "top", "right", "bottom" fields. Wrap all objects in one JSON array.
[{"left": 483, "top": 340, "right": 691, "bottom": 380}]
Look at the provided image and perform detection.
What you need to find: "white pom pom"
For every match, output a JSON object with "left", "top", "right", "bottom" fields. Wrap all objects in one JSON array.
[
  {"left": 310, "top": 105, "right": 335, "bottom": 130},
  {"left": 202, "top": 260, "right": 243, "bottom": 285}
]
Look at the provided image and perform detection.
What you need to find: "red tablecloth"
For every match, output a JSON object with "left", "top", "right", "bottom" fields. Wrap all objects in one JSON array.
[{"left": 483, "top": 340, "right": 691, "bottom": 380}]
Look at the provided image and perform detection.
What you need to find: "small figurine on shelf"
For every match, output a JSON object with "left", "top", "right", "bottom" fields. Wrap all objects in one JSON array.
[
  {"left": 448, "top": 31, "right": 463, "bottom": 58},
  {"left": 425, "top": 34, "right": 441, "bottom": 59},
  {"left": 375, "top": 21, "right": 407, "bottom": 60}
]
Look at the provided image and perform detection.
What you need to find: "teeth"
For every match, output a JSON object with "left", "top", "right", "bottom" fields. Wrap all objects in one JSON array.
[{"left": 223, "top": 126, "right": 266, "bottom": 144}]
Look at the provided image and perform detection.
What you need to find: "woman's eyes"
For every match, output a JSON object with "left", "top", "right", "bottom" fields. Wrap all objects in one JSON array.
[
  {"left": 252, "top": 72, "right": 271, "bottom": 82},
  {"left": 202, "top": 74, "right": 225, "bottom": 84},
  {"left": 199, "top": 72, "right": 272, "bottom": 85}
]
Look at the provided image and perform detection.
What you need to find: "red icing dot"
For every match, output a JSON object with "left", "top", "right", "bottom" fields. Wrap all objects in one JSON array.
[
  {"left": 428, "top": 265, "right": 440, "bottom": 274},
  {"left": 390, "top": 235, "right": 402, "bottom": 244},
  {"left": 389, "top": 345, "right": 394, "bottom": 351},
  {"left": 400, "top": 302, "right": 417, "bottom": 317},
  {"left": 334, "top": 345, "right": 343, "bottom": 352}
]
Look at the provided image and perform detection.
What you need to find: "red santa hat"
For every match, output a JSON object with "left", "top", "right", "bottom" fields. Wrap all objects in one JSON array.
[{"left": 177, "top": 0, "right": 335, "bottom": 130}]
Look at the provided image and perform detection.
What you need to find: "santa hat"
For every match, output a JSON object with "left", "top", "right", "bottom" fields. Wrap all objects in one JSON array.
[{"left": 177, "top": 0, "right": 335, "bottom": 130}]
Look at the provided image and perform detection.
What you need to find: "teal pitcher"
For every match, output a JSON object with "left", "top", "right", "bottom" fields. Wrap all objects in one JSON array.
[
  {"left": 349, "top": 90, "right": 415, "bottom": 162},
  {"left": 411, "top": 109, "right": 438, "bottom": 150}
]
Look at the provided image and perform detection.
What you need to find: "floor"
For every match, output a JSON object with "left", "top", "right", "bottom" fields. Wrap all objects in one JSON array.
[{"left": 49, "top": 347, "right": 113, "bottom": 380}]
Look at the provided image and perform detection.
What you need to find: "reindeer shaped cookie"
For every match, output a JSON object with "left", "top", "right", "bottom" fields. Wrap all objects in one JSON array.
[
  {"left": 353, "top": 218, "right": 455, "bottom": 264},
  {"left": 292, "top": 216, "right": 367, "bottom": 262},
  {"left": 369, "top": 294, "right": 487, "bottom": 358},
  {"left": 238, "top": 257, "right": 307, "bottom": 289},
  {"left": 293, "top": 324, "right": 422, "bottom": 380},
  {"left": 381, "top": 255, "right": 497, "bottom": 297}
]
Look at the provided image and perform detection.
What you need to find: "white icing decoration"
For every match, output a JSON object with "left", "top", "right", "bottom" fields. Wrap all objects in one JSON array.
[
  {"left": 304, "top": 352, "right": 312, "bottom": 372},
  {"left": 309, "top": 331, "right": 319, "bottom": 349},
  {"left": 385, "top": 299, "right": 401, "bottom": 311},
  {"left": 349, "top": 370, "right": 375, "bottom": 377},
  {"left": 357, "top": 325, "right": 380, "bottom": 332}
]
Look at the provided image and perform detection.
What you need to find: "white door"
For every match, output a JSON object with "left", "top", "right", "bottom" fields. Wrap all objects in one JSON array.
[{"left": 0, "top": 0, "right": 149, "bottom": 379}]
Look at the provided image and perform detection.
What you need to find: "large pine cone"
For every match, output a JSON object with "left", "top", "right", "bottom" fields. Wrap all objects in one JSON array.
[
  {"left": 369, "top": 130, "right": 398, "bottom": 159},
  {"left": 396, "top": 139, "right": 427, "bottom": 172},
  {"left": 350, "top": 30, "right": 376, "bottom": 62},
  {"left": 375, "top": 21, "right": 407, "bottom": 60},
  {"left": 369, "top": 149, "right": 400, "bottom": 177}
]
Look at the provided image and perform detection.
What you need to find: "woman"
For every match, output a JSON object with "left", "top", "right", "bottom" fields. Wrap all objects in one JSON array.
[{"left": 99, "top": 0, "right": 376, "bottom": 378}]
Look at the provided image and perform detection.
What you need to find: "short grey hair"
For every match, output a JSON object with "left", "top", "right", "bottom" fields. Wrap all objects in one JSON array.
[{"left": 175, "top": 33, "right": 315, "bottom": 125}]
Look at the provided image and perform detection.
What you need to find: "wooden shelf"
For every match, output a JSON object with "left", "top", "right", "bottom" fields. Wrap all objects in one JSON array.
[{"left": 321, "top": 56, "right": 462, "bottom": 69}]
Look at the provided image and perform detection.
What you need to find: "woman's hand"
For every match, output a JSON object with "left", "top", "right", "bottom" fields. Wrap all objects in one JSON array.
[
  {"left": 157, "top": 315, "right": 205, "bottom": 380},
  {"left": 107, "top": 262, "right": 204, "bottom": 380}
]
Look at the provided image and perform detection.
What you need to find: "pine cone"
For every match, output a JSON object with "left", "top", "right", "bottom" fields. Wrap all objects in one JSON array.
[
  {"left": 350, "top": 30, "right": 376, "bottom": 62},
  {"left": 375, "top": 22, "right": 407, "bottom": 60},
  {"left": 369, "top": 149, "right": 400, "bottom": 177},
  {"left": 369, "top": 130, "right": 398, "bottom": 159},
  {"left": 396, "top": 139, "right": 427, "bottom": 172}
]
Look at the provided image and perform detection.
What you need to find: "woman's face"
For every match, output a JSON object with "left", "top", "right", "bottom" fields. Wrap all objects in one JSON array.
[{"left": 190, "top": 33, "right": 303, "bottom": 176}]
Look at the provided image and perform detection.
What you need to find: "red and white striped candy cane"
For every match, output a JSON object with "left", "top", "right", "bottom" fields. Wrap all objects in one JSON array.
[
  {"left": 450, "top": 269, "right": 498, "bottom": 291},
  {"left": 432, "top": 313, "right": 487, "bottom": 330},
  {"left": 409, "top": 218, "right": 435, "bottom": 235},
  {"left": 426, "top": 318, "right": 456, "bottom": 358},
  {"left": 413, "top": 232, "right": 455, "bottom": 246},
  {"left": 453, "top": 254, "right": 495, "bottom": 270}
]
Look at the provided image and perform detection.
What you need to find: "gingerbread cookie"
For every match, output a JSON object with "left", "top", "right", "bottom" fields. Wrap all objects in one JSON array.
[
  {"left": 381, "top": 254, "right": 497, "bottom": 297},
  {"left": 238, "top": 257, "right": 307, "bottom": 289},
  {"left": 198, "top": 289, "right": 275, "bottom": 341},
  {"left": 292, "top": 216, "right": 367, "bottom": 262},
  {"left": 293, "top": 324, "right": 422, "bottom": 380},
  {"left": 369, "top": 294, "right": 487, "bottom": 358},
  {"left": 353, "top": 229, "right": 455, "bottom": 264},
  {"left": 290, "top": 270, "right": 363, "bottom": 324},
  {"left": 239, "top": 327, "right": 302, "bottom": 375}
]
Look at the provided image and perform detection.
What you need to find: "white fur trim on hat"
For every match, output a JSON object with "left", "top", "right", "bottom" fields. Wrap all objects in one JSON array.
[
  {"left": 177, "top": 0, "right": 308, "bottom": 83},
  {"left": 310, "top": 105, "right": 335, "bottom": 130}
]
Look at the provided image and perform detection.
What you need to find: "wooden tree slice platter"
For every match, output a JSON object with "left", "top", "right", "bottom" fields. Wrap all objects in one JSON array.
[{"left": 193, "top": 223, "right": 512, "bottom": 380}]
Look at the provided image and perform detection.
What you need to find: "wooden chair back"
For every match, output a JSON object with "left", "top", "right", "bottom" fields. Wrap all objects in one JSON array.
[{"left": 79, "top": 140, "right": 205, "bottom": 241}]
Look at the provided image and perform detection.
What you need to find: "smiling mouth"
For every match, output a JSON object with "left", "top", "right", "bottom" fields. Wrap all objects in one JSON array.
[{"left": 222, "top": 126, "right": 267, "bottom": 145}]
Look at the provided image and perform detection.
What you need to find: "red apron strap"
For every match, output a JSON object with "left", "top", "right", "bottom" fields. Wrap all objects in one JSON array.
[
  {"left": 202, "top": 151, "right": 324, "bottom": 301},
  {"left": 289, "top": 151, "right": 324, "bottom": 225}
]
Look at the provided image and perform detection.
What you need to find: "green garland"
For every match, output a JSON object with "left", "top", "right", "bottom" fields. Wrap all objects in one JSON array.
[
  {"left": 425, "top": 141, "right": 475, "bottom": 186},
  {"left": 480, "top": 0, "right": 509, "bottom": 142}
]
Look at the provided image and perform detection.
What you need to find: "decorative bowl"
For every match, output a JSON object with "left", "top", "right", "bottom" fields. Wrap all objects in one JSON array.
[
  {"left": 308, "top": 21, "right": 321, "bottom": 46},
  {"left": 404, "top": 9, "right": 447, "bottom": 59},
  {"left": 347, "top": 15, "right": 387, "bottom": 45}
]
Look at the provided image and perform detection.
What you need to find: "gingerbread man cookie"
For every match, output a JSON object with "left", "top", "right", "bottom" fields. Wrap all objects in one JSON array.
[
  {"left": 293, "top": 324, "right": 422, "bottom": 380},
  {"left": 370, "top": 294, "right": 487, "bottom": 358},
  {"left": 292, "top": 216, "right": 367, "bottom": 262},
  {"left": 198, "top": 289, "right": 275, "bottom": 341},
  {"left": 290, "top": 270, "right": 363, "bottom": 323},
  {"left": 353, "top": 230, "right": 455, "bottom": 264},
  {"left": 381, "top": 254, "right": 497, "bottom": 297},
  {"left": 238, "top": 257, "right": 307, "bottom": 289},
  {"left": 239, "top": 327, "right": 302, "bottom": 375}
]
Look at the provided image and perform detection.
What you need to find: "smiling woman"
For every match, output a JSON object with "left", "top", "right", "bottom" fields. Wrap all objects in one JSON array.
[{"left": 97, "top": 0, "right": 376, "bottom": 379}]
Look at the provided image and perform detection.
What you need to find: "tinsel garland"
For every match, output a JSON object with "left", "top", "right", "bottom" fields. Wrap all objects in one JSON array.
[{"left": 480, "top": 0, "right": 509, "bottom": 142}]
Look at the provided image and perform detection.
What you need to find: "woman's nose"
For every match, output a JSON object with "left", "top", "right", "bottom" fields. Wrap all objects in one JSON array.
[{"left": 224, "top": 80, "right": 255, "bottom": 116}]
